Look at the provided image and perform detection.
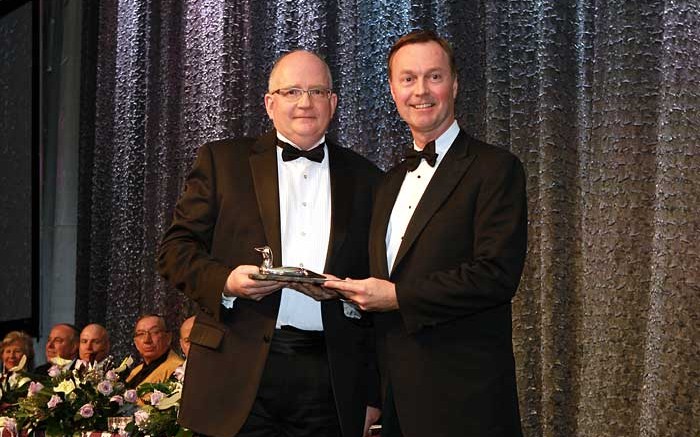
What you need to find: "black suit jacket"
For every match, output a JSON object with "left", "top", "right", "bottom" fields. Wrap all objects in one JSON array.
[
  {"left": 158, "top": 131, "right": 381, "bottom": 437},
  {"left": 370, "top": 131, "right": 527, "bottom": 437}
]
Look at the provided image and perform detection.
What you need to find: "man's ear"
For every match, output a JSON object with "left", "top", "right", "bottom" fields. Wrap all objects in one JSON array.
[{"left": 264, "top": 94, "right": 275, "bottom": 120}]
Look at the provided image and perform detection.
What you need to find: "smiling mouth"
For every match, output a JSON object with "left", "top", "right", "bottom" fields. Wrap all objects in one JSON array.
[{"left": 412, "top": 103, "right": 434, "bottom": 109}]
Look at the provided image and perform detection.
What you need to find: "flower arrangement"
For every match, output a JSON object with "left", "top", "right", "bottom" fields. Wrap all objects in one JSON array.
[
  {"left": 0, "top": 356, "right": 193, "bottom": 436},
  {"left": 4, "top": 356, "right": 136, "bottom": 436},
  {"left": 125, "top": 365, "right": 192, "bottom": 437}
]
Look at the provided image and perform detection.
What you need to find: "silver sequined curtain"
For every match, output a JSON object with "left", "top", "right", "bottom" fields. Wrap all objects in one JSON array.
[{"left": 76, "top": 1, "right": 700, "bottom": 435}]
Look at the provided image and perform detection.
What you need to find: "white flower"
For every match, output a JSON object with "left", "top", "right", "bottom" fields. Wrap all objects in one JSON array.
[
  {"left": 155, "top": 390, "right": 181, "bottom": 410},
  {"left": 50, "top": 356, "right": 73, "bottom": 367},
  {"left": 54, "top": 379, "right": 76, "bottom": 395},
  {"left": 9, "top": 355, "right": 27, "bottom": 373},
  {"left": 114, "top": 356, "right": 134, "bottom": 373},
  {"left": 8, "top": 372, "right": 31, "bottom": 389}
]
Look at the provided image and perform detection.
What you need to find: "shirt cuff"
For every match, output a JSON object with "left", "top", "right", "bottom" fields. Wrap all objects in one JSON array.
[{"left": 221, "top": 293, "right": 236, "bottom": 308}]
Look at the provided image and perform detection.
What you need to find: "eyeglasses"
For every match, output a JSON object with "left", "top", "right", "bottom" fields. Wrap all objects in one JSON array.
[
  {"left": 269, "top": 88, "right": 333, "bottom": 102},
  {"left": 133, "top": 328, "right": 166, "bottom": 340}
]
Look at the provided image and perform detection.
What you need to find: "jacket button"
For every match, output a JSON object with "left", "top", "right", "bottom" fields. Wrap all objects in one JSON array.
[{"left": 263, "top": 334, "right": 271, "bottom": 343}]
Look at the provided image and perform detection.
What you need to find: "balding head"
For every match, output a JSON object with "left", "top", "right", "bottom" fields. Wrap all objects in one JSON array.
[
  {"left": 79, "top": 324, "right": 110, "bottom": 363},
  {"left": 179, "top": 316, "right": 196, "bottom": 358},
  {"left": 46, "top": 323, "right": 79, "bottom": 362}
]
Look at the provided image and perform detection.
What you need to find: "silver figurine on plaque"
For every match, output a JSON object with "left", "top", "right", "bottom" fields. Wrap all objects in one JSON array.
[{"left": 249, "top": 246, "right": 327, "bottom": 283}]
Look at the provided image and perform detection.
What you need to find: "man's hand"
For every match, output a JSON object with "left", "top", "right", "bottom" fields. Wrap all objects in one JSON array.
[
  {"left": 224, "top": 265, "right": 282, "bottom": 301},
  {"left": 363, "top": 406, "right": 382, "bottom": 437},
  {"left": 286, "top": 273, "right": 342, "bottom": 301},
  {"left": 323, "top": 277, "right": 398, "bottom": 311}
]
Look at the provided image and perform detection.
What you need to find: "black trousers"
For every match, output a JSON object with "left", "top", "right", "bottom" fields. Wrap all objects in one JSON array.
[
  {"left": 236, "top": 326, "right": 341, "bottom": 437},
  {"left": 380, "top": 382, "right": 403, "bottom": 437}
]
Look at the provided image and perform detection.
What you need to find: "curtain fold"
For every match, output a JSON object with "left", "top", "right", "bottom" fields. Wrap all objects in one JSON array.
[{"left": 76, "top": 1, "right": 699, "bottom": 435}]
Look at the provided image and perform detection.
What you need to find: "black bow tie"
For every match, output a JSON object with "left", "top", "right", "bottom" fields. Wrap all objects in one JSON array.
[
  {"left": 279, "top": 141, "right": 325, "bottom": 163},
  {"left": 404, "top": 141, "right": 437, "bottom": 171}
]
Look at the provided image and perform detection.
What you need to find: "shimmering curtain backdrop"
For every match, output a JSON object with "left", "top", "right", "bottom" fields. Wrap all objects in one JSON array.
[{"left": 76, "top": 1, "right": 699, "bottom": 436}]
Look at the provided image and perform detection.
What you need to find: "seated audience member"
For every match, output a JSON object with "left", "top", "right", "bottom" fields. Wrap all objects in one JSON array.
[
  {"left": 1, "top": 331, "right": 35, "bottom": 374},
  {"left": 34, "top": 323, "right": 80, "bottom": 375},
  {"left": 79, "top": 323, "right": 110, "bottom": 364},
  {"left": 126, "top": 314, "right": 183, "bottom": 388},
  {"left": 179, "top": 316, "right": 195, "bottom": 359}
]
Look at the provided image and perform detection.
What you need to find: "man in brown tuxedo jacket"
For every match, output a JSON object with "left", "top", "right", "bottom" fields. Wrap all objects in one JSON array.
[
  {"left": 158, "top": 51, "right": 381, "bottom": 437},
  {"left": 326, "top": 31, "right": 527, "bottom": 437}
]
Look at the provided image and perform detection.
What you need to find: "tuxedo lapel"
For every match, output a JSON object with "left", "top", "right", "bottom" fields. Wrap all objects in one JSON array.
[
  {"left": 249, "top": 132, "right": 282, "bottom": 262},
  {"left": 370, "top": 165, "right": 408, "bottom": 278},
  {"left": 324, "top": 144, "right": 352, "bottom": 272},
  {"left": 391, "top": 132, "right": 476, "bottom": 273}
]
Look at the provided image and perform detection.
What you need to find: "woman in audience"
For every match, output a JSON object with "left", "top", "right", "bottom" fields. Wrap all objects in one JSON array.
[{"left": 1, "top": 331, "right": 35, "bottom": 374}]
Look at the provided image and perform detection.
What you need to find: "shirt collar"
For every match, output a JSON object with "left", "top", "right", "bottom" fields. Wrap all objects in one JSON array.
[
  {"left": 412, "top": 120, "right": 460, "bottom": 161},
  {"left": 276, "top": 132, "right": 326, "bottom": 151}
]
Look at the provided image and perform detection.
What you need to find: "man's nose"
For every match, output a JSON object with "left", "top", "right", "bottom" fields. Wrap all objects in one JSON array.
[
  {"left": 297, "top": 91, "right": 313, "bottom": 107},
  {"left": 414, "top": 78, "right": 428, "bottom": 95}
]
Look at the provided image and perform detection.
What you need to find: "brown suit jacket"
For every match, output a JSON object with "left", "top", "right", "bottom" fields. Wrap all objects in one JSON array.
[
  {"left": 158, "top": 131, "right": 380, "bottom": 437},
  {"left": 125, "top": 350, "right": 184, "bottom": 387},
  {"left": 370, "top": 131, "right": 527, "bottom": 437}
]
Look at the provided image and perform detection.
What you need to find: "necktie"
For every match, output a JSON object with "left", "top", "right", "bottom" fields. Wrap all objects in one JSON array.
[
  {"left": 280, "top": 141, "right": 325, "bottom": 163},
  {"left": 404, "top": 141, "right": 437, "bottom": 171}
]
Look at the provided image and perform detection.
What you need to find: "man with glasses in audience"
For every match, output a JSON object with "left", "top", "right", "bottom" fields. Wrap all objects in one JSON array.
[
  {"left": 159, "top": 50, "right": 381, "bottom": 437},
  {"left": 126, "top": 314, "right": 183, "bottom": 389}
]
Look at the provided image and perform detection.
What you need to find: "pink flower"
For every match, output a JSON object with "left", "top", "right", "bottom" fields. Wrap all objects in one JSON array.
[
  {"left": 79, "top": 403, "right": 94, "bottom": 418},
  {"left": 134, "top": 410, "right": 149, "bottom": 426},
  {"left": 97, "top": 380, "right": 113, "bottom": 395},
  {"left": 0, "top": 418, "right": 17, "bottom": 433},
  {"left": 124, "top": 389, "right": 138, "bottom": 403},
  {"left": 149, "top": 389, "right": 165, "bottom": 406},
  {"left": 47, "top": 394, "right": 63, "bottom": 409},
  {"left": 106, "top": 370, "right": 118, "bottom": 381},
  {"left": 47, "top": 365, "right": 61, "bottom": 377},
  {"left": 28, "top": 381, "right": 44, "bottom": 397},
  {"left": 109, "top": 394, "right": 124, "bottom": 406},
  {"left": 173, "top": 365, "right": 185, "bottom": 382}
]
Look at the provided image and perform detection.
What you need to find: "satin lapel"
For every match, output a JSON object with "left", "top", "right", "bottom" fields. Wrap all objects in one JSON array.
[
  {"left": 370, "top": 164, "right": 408, "bottom": 278},
  {"left": 392, "top": 132, "right": 475, "bottom": 273},
  {"left": 249, "top": 132, "right": 282, "bottom": 261},
  {"left": 323, "top": 144, "right": 352, "bottom": 271}
]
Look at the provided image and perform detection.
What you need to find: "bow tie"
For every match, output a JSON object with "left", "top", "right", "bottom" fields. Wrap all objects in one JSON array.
[
  {"left": 404, "top": 141, "right": 437, "bottom": 171},
  {"left": 279, "top": 141, "right": 325, "bottom": 163}
]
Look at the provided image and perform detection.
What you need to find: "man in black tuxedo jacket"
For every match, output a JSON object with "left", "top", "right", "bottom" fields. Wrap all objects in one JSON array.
[
  {"left": 158, "top": 50, "right": 381, "bottom": 437},
  {"left": 326, "top": 30, "right": 527, "bottom": 437}
]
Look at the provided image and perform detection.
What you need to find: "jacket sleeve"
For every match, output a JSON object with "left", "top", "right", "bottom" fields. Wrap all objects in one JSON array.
[
  {"left": 395, "top": 153, "right": 528, "bottom": 334},
  {"left": 157, "top": 144, "right": 232, "bottom": 318}
]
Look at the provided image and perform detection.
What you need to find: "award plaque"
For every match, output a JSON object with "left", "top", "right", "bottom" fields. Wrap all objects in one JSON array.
[{"left": 249, "top": 246, "right": 328, "bottom": 284}]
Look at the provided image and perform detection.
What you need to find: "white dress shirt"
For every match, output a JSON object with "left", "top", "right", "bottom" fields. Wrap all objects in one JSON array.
[
  {"left": 386, "top": 120, "right": 460, "bottom": 273},
  {"left": 222, "top": 133, "right": 330, "bottom": 331}
]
